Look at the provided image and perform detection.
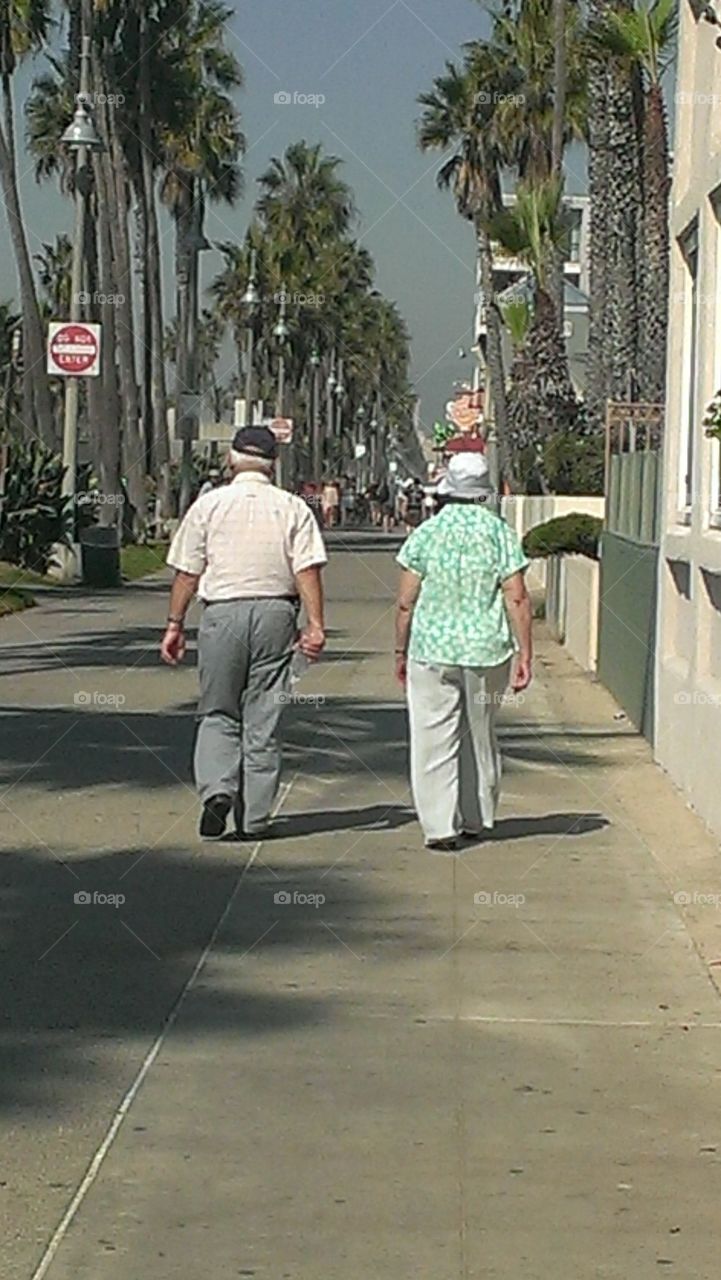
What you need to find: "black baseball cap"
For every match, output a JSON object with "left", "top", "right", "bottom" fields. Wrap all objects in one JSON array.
[{"left": 231, "top": 425, "right": 278, "bottom": 460}]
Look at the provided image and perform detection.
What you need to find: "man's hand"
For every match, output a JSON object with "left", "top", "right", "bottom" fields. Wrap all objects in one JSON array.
[
  {"left": 511, "top": 655, "right": 532, "bottom": 692},
  {"left": 161, "top": 624, "right": 187, "bottom": 666},
  {"left": 395, "top": 653, "right": 408, "bottom": 687},
  {"left": 299, "top": 623, "right": 326, "bottom": 661}
]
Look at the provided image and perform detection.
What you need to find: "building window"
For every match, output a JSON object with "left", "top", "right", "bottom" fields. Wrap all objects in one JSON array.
[
  {"left": 567, "top": 210, "right": 582, "bottom": 263},
  {"left": 678, "top": 223, "right": 699, "bottom": 517}
]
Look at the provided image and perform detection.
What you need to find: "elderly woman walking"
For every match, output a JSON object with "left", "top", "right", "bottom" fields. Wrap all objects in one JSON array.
[{"left": 395, "top": 454, "right": 533, "bottom": 852}]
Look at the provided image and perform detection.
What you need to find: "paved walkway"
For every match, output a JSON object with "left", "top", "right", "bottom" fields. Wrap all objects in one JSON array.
[{"left": 1, "top": 545, "right": 721, "bottom": 1279}]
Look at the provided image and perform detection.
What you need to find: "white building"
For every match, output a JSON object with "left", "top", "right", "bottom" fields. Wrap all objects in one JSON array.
[
  {"left": 655, "top": 0, "right": 721, "bottom": 836},
  {"left": 472, "top": 193, "right": 590, "bottom": 397}
]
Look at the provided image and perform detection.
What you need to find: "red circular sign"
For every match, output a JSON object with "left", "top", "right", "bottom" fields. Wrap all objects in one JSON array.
[{"left": 50, "top": 324, "right": 99, "bottom": 375}]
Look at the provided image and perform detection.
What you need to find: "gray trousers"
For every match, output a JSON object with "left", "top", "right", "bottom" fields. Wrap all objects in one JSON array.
[
  {"left": 407, "top": 658, "right": 512, "bottom": 842},
  {"left": 194, "top": 598, "right": 297, "bottom": 829}
]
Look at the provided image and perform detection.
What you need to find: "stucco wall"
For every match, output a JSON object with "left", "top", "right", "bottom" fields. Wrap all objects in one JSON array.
[
  {"left": 545, "top": 554, "right": 600, "bottom": 673},
  {"left": 655, "top": 0, "right": 721, "bottom": 838}
]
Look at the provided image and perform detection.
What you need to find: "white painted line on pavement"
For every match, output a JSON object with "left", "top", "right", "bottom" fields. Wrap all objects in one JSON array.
[{"left": 29, "top": 777, "right": 296, "bottom": 1280}]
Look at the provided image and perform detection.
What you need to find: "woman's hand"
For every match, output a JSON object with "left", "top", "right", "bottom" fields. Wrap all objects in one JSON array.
[
  {"left": 395, "top": 653, "right": 408, "bottom": 687},
  {"left": 511, "top": 655, "right": 532, "bottom": 691}
]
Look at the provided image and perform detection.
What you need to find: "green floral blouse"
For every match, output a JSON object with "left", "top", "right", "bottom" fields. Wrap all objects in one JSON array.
[{"left": 397, "top": 504, "right": 529, "bottom": 667}]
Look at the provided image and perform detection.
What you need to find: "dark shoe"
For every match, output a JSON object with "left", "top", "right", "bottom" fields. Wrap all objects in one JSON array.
[
  {"left": 425, "top": 837, "right": 460, "bottom": 854},
  {"left": 199, "top": 795, "right": 232, "bottom": 840},
  {"left": 241, "top": 821, "right": 271, "bottom": 842}
]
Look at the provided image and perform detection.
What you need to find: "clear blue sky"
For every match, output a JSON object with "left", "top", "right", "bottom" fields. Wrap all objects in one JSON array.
[{"left": 3, "top": 0, "right": 588, "bottom": 428}]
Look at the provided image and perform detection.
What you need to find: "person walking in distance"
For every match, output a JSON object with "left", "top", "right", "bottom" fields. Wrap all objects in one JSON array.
[
  {"left": 394, "top": 454, "right": 532, "bottom": 852},
  {"left": 160, "top": 426, "right": 328, "bottom": 841}
]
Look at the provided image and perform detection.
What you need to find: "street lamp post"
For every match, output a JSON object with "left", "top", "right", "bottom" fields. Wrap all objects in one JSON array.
[
  {"left": 355, "top": 404, "right": 366, "bottom": 493},
  {"left": 334, "top": 358, "right": 345, "bottom": 477},
  {"left": 58, "top": 34, "right": 102, "bottom": 579},
  {"left": 326, "top": 347, "right": 336, "bottom": 467},
  {"left": 243, "top": 249, "right": 258, "bottom": 425},
  {"left": 274, "top": 286, "right": 289, "bottom": 488},
  {"left": 310, "top": 346, "right": 321, "bottom": 480}
]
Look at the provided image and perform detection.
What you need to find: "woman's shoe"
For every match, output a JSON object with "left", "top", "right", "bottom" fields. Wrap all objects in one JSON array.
[{"left": 425, "top": 837, "right": 460, "bottom": 854}]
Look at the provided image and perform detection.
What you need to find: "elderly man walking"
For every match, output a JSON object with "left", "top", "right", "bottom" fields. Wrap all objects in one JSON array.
[
  {"left": 395, "top": 454, "right": 533, "bottom": 852},
  {"left": 160, "top": 426, "right": 328, "bottom": 841}
]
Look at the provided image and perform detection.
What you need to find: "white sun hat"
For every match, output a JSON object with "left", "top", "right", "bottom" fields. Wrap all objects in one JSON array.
[{"left": 437, "top": 452, "right": 494, "bottom": 500}]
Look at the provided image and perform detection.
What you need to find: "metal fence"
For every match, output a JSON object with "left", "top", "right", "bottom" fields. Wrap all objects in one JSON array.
[{"left": 597, "top": 402, "right": 664, "bottom": 742}]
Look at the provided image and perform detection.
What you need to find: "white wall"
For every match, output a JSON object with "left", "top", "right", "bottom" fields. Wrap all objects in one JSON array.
[
  {"left": 545, "top": 554, "right": 600, "bottom": 673},
  {"left": 503, "top": 495, "right": 605, "bottom": 591},
  {"left": 655, "top": 0, "right": 721, "bottom": 840}
]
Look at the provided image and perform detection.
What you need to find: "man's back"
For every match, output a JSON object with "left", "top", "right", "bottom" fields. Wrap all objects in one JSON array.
[{"left": 168, "top": 473, "right": 326, "bottom": 602}]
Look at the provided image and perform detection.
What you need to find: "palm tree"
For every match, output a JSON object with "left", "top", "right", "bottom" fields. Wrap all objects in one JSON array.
[
  {"left": 585, "top": 0, "right": 645, "bottom": 427},
  {"left": 34, "top": 235, "right": 73, "bottom": 318},
  {"left": 159, "top": 0, "right": 244, "bottom": 514},
  {"left": 418, "top": 56, "right": 518, "bottom": 489},
  {"left": 0, "top": 0, "right": 55, "bottom": 447},
  {"left": 588, "top": 0, "right": 677, "bottom": 404},
  {"left": 486, "top": 178, "right": 579, "bottom": 491},
  {"left": 487, "top": 0, "right": 587, "bottom": 184}
]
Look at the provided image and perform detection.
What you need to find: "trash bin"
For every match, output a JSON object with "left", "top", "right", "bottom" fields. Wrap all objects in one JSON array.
[{"left": 80, "top": 526, "right": 121, "bottom": 588}]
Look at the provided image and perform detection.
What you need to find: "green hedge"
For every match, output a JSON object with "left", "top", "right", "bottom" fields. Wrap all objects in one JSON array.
[{"left": 523, "top": 512, "right": 603, "bottom": 561}]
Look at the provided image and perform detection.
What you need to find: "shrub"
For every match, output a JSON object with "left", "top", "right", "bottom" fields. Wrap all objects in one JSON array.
[
  {"left": 523, "top": 512, "right": 603, "bottom": 561},
  {"left": 0, "top": 438, "right": 72, "bottom": 573}
]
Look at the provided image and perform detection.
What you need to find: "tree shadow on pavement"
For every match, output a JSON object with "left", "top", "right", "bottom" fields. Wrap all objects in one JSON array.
[
  {"left": 0, "top": 845, "right": 397, "bottom": 1116},
  {"left": 0, "top": 626, "right": 198, "bottom": 676}
]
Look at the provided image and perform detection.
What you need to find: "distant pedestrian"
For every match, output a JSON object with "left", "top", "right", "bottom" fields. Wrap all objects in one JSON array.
[
  {"left": 376, "top": 479, "right": 394, "bottom": 533},
  {"left": 395, "top": 454, "right": 532, "bottom": 852},
  {"left": 321, "top": 478, "right": 340, "bottom": 528},
  {"left": 161, "top": 426, "right": 328, "bottom": 841},
  {"left": 402, "top": 478, "right": 425, "bottom": 532},
  {"left": 197, "top": 467, "right": 223, "bottom": 500},
  {"left": 340, "top": 480, "right": 356, "bottom": 527}
]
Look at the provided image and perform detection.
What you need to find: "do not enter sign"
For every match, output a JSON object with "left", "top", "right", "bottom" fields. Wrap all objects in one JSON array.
[{"left": 47, "top": 322, "right": 102, "bottom": 378}]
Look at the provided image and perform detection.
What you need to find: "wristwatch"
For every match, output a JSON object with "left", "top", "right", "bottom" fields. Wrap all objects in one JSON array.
[{"left": 167, "top": 615, "right": 185, "bottom": 626}]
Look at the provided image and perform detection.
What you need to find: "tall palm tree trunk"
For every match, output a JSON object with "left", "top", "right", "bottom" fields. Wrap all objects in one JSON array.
[
  {"left": 92, "top": 149, "right": 122, "bottom": 524},
  {"left": 106, "top": 104, "right": 146, "bottom": 532},
  {"left": 605, "top": 28, "right": 643, "bottom": 401},
  {"left": 586, "top": 24, "right": 611, "bottom": 435},
  {"left": 550, "top": 0, "right": 567, "bottom": 327},
  {"left": 138, "top": 2, "right": 171, "bottom": 518},
  {"left": 476, "top": 221, "right": 517, "bottom": 490},
  {"left": 0, "top": 83, "right": 55, "bottom": 448},
  {"left": 638, "top": 82, "right": 670, "bottom": 403}
]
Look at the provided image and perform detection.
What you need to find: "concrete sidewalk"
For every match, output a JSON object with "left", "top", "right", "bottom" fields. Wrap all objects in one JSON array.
[{"left": 1, "top": 548, "right": 721, "bottom": 1279}]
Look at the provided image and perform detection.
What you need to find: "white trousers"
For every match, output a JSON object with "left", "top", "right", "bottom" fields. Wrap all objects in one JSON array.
[{"left": 407, "top": 658, "right": 512, "bottom": 842}]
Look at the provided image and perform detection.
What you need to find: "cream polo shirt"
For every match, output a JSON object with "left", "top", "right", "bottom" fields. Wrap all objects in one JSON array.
[{"left": 167, "top": 472, "right": 328, "bottom": 601}]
